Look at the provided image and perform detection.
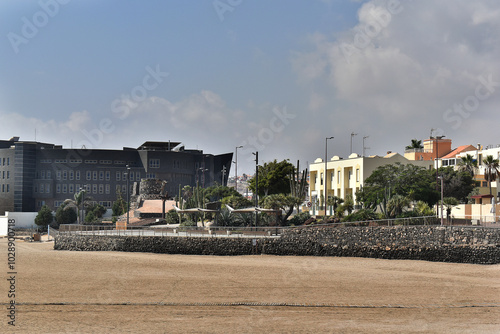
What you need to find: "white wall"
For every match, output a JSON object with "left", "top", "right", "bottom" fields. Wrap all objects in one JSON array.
[
  {"left": 2, "top": 212, "right": 38, "bottom": 229},
  {"left": 0, "top": 217, "right": 8, "bottom": 236}
]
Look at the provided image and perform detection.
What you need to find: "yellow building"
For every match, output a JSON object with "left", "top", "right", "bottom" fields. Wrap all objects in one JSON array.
[{"left": 309, "top": 152, "right": 433, "bottom": 216}]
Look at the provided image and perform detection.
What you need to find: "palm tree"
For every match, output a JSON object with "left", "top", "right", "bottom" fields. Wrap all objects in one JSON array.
[
  {"left": 405, "top": 139, "right": 423, "bottom": 151},
  {"left": 483, "top": 155, "right": 500, "bottom": 195},
  {"left": 327, "top": 196, "right": 344, "bottom": 216},
  {"left": 387, "top": 194, "right": 410, "bottom": 218},
  {"left": 62, "top": 189, "right": 89, "bottom": 224},
  {"left": 457, "top": 154, "right": 478, "bottom": 177}
]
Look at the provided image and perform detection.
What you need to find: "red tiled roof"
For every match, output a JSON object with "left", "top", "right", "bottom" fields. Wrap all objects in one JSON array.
[{"left": 441, "top": 145, "right": 476, "bottom": 159}]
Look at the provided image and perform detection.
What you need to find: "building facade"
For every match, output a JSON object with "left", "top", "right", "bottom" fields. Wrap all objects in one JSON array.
[
  {"left": 0, "top": 138, "right": 232, "bottom": 214},
  {"left": 309, "top": 152, "right": 433, "bottom": 214}
]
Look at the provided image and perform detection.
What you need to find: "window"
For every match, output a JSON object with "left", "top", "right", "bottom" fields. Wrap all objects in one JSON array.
[
  {"left": 6, "top": 184, "right": 9, "bottom": 192},
  {"left": 105, "top": 184, "right": 110, "bottom": 194},
  {"left": 482, "top": 181, "right": 488, "bottom": 187},
  {"left": 46, "top": 184, "right": 50, "bottom": 193},
  {"left": 70, "top": 170, "right": 74, "bottom": 180},
  {"left": 40, "top": 184, "right": 44, "bottom": 193},
  {"left": 116, "top": 185, "right": 121, "bottom": 194},
  {"left": 56, "top": 184, "right": 61, "bottom": 193},
  {"left": 47, "top": 171, "right": 51, "bottom": 179},
  {"left": 41, "top": 171, "right": 45, "bottom": 179},
  {"left": 76, "top": 171, "right": 80, "bottom": 180},
  {"left": 2, "top": 184, "right": 5, "bottom": 192},
  {"left": 105, "top": 171, "right": 110, "bottom": 181},
  {"left": 146, "top": 173, "right": 156, "bottom": 179},
  {"left": 136, "top": 172, "right": 140, "bottom": 181},
  {"left": 114, "top": 160, "right": 125, "bottom": 165},
  {"left": 86, "top": 171, "right": 91, "bottom": 181},
  {"left": 337, "top": 171, "right": 341, "bottom": 184},
  {"left": 123, "top": 171, "right": 127, "bottom": 180},
  {"left": 331, "top": 171, "right": 334, "bottom": 184},
  {"left": 70, "top": 159, "right": 82, "bottom": 164},
  {"left": 320, "top": 173, "right": 323, "bottom": 186},
  {"left": 63, "top": 170, "right": 67, "bottom": 180},
  {"left": 149, "top": 159, "right": 160, "bottom": 168},
  {"left": 99, "top": 171, "right": 104, "bottom": 181},
  {"left": 85, "top": 160, "right": 97, "bottom": 164},
  {"left": 121, "top": 185, "right": 126, "bottom": 194},
  {"left": 34, "top": 185, "right": 38, "bottom": 193},
  {"left": 348, "top": 170, "right": 352, "bottom": 181},
  {"left": 356, "top": 169, "right": 360, "bottom": 182},
  {"left": 100, "top": 160, "right": 112, "bottom": 164},
  {"left": 93, "top": 171, "right": 98, "bottom": 180},
  {"left": 63, "top": 184, "right": 67, "bottom": 193},
  {"left": 93, "top": 184, "right": 97, "bottom": 194},
  {"left": 130, "top": 171, "right": 134, "bottom": 180},
  {"left": 57, "top": 171, "right": 62, "bottom": 180},
  {"left": 69, "top": 184, "right": 74, "bottom": 194},
  {"left": 116, "top": 171, "right": 121, "bottom": 181},
  {"left": 99, "top": 184, "right": 104, "bottom": 194},
  {"left": 2, "top": 171, "right": 4, "bottom": 179}
]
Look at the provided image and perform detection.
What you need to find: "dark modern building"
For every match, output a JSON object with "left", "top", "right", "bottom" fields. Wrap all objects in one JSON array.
[{"left": 0, "top": 137, "right": 232, "bottom": 214}]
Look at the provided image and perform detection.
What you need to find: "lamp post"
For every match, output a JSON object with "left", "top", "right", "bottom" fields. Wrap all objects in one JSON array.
[
  {"left": 234, "top": 145, "right": 243, "bottom": 193},
  {"left": 438, "top": 175, "right": 444, "bottom": 226},
  {"left": 434, "top": 135, "right": 445, "bottom": 190},
  {"left": 79, "top": 187, "right": 84, "bottom": 224},
  {"left": 253, "top": 151, "right": 258, "bottom": 227},
  {"left": 325, "top": 136, "right": 334, "bottom": 217},
  {"left": 126, "top": 165, "right": 130, "bottom": 228}
]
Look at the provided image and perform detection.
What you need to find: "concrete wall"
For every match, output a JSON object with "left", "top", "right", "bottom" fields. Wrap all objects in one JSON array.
[
  {"left": 2, "top": 212, "right": 38, "bottom": 229},
  {"left": 54, "top": 225, "right": 500, "bottom": 264}
]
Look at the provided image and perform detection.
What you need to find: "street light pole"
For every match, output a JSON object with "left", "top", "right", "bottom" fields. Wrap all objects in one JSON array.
[
  {"left": 325, "top": 137, "right": 334, "bottom": 218},
  {"left": 438, "top": 175, "right": 444, "bottom": 226},
  {"left": 253, "top": 151, "right": 258, "bottom": 228},
  {"left": 126, "top": 165, "right": 130, "bottom": 228},
  {"left": 235, "top": 145, "right": 243, "bottom": 193}
]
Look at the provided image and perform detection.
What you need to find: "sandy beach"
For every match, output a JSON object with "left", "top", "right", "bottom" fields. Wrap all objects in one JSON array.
[{"left": 1, "top": 238, "right": 499, "bottom": 333}]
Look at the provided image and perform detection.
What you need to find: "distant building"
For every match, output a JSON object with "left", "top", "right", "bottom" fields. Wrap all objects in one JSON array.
[
  {"left": 0, "top": 137, "right": 232, "bottom": 214},
  {"left": 309, "top": 152, "right": 433, "bottom": 214}
]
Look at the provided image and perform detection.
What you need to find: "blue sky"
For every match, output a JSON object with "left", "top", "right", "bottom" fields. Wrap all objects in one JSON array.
[{"left": 1, "top": 0, "right": 500, "bottom": 174}]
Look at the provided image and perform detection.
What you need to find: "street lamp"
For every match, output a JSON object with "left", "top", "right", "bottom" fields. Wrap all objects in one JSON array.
[
  {"left": 253, "top": 151, "right": 258, "bottom": 227},
  {"left": 325, "top": 136, "right": 334, "bottom": 217},
  {"left": 438, "top": 175, "right": 444, "bottom": 226},
  {"left": 79, "top": 187, "right": 85, "bottom": 224},
  {"left": 234, "top": 145, "right": 243, "bottom": 193},
  {"left": 126, "top": 165, "right": 131, "bottom": 228}
]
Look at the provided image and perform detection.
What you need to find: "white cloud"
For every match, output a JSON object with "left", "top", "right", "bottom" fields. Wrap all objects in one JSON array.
[{"left": 292, "top": 0, "right": 500, "bottom": 159}]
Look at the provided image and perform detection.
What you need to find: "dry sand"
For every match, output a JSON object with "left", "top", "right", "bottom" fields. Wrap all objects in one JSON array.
[{"left": 0, "top": 238, "right": 499, "bottom": 333}]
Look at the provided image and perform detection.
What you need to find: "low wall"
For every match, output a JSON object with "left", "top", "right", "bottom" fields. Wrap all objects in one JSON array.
[{"left": 54, "top": 226, "right": 500, "bottom": 264}]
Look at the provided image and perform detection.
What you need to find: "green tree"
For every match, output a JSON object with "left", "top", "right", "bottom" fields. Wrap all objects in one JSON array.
[
  {"left": 62, "top": 189, "right": 89, "bottom": 224},
  {"left": 35, "top": 205, "right": 53, "bottom": 230},
  {"left": 204, "top": 184, "right": 240, "bottom": 202},
  {"left": 435, "top": 167, "right": 478, "bottom": 203},
  {"left": 55, "top": 203, "right": 78, "bottom": 225},
  {"left": 248, "top": 159, "right": 295, "bottom": 196},
  {"left": 357, "top": 163, "right": 439, "bottom": 215},
  {"left": 112, "top": 191, "right": 127, "bottom": 216},
  {"left": 483, "top": 155, "right": 500, "bottom": 195},
  {"left": 221, "top": 195, "right": 253, "bottom": 209},
  {"left": 414, "top": 200, "right": 435, "bottom": 216},
  {"left": 260, "top": 194, "right": 301, "bottom": 226},
  {"left": 387, "top": 194, "right": 411, "bottom": 218},
  {"left": 327, "top": 196, "right": 343, "bottom": 216},
  {"left": 457, "top": 154, "right": 478, "bottom": 177},
  {"left": 405, "top": 139, "right": 423, "bottom": 150}
]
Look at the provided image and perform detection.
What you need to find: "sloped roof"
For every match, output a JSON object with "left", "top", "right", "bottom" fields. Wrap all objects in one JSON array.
[{"left": 441, "top": 145, "right": 476, "bottom": 159}]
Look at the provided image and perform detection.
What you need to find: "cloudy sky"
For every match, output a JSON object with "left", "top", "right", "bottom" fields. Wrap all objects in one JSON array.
[{"left": 1, "top": 0, "right": 499, "bottom": 174}]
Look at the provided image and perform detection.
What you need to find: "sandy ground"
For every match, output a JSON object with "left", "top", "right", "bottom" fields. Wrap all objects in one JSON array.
[{"left": 0, "top": 238, "right": 499, "bottom": 333}]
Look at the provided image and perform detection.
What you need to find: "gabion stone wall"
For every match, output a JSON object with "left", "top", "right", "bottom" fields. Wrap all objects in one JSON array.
[
  {"left": 54, "top": 226, "right": 500, "bottom": 264},
  {"left": 138, "top": 179, "right": 166, "bottom": 200}
]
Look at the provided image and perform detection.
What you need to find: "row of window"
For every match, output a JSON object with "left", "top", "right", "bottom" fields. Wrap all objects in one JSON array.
[
  {"left": 1, "top": 184, "right": 10, "bottom": 192},
  {"left": 35, "top": 183, "right": 133, "bottom": 196},
  {"left": 318, "top": 169, "right": 360, "bottom": 186},
  {"left": 43, "top": 159, "right": 133, "bottom": 165},
  {"left": 37, "top": 170, "right": 143, "bottom": 182},
  {"left": 51, "top": 201, "right": 113, "bottom": 209},
  {"left": 1, "top": 171, "right": 10, "bottom": 179},
  {"left": 0, "top": 157, "right": 10, "bottom": 166}
]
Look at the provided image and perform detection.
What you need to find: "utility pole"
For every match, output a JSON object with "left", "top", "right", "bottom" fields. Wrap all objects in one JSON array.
[
  {"left": 234, "top": 145, "right": 243, "bottom": 193},
  {"left": 325, "top": 137, "right": 334, "bottom": 218}
]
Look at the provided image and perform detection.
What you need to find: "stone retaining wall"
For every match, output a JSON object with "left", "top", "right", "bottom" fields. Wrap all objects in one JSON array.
[{"left": 54, "top": 226, "right": 500, "bottom": 264}]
